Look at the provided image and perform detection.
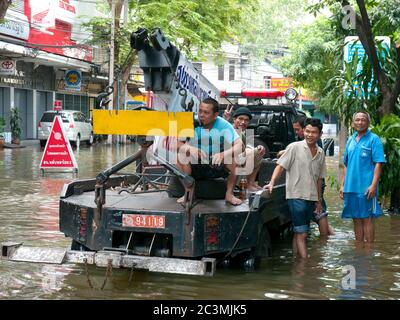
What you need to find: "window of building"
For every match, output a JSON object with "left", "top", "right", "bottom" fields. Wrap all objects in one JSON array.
[
  {"left": 56, "top": 94, "right": 89, "bottom": 117},
  {"left": 229, "top": 60, "right": 235, "bottom": 81},
  {"left": 218, "top": 65, "right": 224, "bottom": 81},
  {"left": 264, "top": 76, "right": 272, "bottom": 89}
]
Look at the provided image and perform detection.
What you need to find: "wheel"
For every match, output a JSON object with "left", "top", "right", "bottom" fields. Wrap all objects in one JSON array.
[
  {"left": 70, "top": 240, "right": 91, "bottom": 251},
  {"left": 87, "top": 132, "right": 94, "bottom": 146},
  {"left": 255, "top": 225, "right": 272, "bottom": 265},
  {"left": 72, "top": 134, "right": 81, "bottom": 148},
  {"left": 253, "top": 137, "right": 270, "bottom": 158},
  {"left": 243, "top": 255, "right": 256, "bottom": 272},
  {"left": 39, "top": 140, "right": 47, "bottom": 148}
]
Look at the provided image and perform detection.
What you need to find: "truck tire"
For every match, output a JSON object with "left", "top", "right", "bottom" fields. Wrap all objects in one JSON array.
[
  {"left": 255, "top": 225, "right": 272, "bottom": 263},
  {"left": 253, "top": 137, "right": 270, "bottom": 158}
]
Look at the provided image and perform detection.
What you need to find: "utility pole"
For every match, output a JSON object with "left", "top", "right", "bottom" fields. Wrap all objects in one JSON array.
[{"left": 107, "top": 0, "right": 115, "bottom": 144}]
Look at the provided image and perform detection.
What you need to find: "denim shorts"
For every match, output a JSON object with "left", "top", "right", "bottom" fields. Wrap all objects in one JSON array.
[{"left": 288, "top": 199, "right": 316, "bottom": 233}]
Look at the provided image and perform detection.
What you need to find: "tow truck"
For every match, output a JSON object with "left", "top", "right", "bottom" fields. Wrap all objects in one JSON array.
[{"left": 1, "top": 28, "right": 292, "bottom": 277}]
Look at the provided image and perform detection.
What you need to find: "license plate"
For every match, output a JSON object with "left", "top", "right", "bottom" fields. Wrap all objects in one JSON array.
[{"left": 122, "top": 214, "right": 165, "bottom": 229}]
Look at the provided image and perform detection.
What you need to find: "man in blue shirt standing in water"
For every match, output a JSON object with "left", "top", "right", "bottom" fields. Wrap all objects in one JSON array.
[{"left": 340, "top": 111, "right": 386, "bottom": 243}]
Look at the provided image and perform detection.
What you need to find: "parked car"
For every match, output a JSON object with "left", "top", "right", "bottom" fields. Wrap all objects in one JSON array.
[{"left": 37, "top": 110, "right": 94, "bottom": 147}]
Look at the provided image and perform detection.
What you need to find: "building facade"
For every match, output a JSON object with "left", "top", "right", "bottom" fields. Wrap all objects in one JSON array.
[
  {"left": 193, "top": 43, "right": 284, "bottom": 93},
  {"left": 0, "top": 0, "right": 105, "bottom": 140}
]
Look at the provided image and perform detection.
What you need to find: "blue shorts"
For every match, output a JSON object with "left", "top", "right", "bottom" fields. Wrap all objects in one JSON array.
[
  {"left": 342, "top": 193, "right": 382, "bottom": 219},
  {"left": 288, "top": 199, "right": 316, "bottom": 233}
]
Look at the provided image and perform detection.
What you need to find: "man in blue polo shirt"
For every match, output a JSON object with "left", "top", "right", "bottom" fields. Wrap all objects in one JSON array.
[
  {"left": 176, "top": 97, "right": 243, "bottom": 205},
  {"left": 339, "top": 111, "right": 386, "bottom": 243}
]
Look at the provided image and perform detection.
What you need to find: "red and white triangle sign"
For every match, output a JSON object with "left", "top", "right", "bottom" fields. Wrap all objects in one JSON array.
[{"left": 40, "top": 115, "right": 78, "bottom": 170}]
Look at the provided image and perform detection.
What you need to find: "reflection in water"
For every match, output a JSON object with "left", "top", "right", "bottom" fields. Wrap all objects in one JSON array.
[{"left": 0, "top": 144, "right": 400, "bottom": 299}]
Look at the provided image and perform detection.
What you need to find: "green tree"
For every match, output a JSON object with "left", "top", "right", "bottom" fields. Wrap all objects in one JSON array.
[
  {"left": 310, "top": 0, "right": 400, "bottom": 117},
  {"left": 278, "top": 17, "right": 339, "bottom": 102},
  {"left": 284, "top": 0, "right": 400, "bottom": 209},
  {"left": 84, "top": 0, "right": 258, "bottom": 109},
  {"left": 240, "top": 0, "right": 311, "bottom": 60}
]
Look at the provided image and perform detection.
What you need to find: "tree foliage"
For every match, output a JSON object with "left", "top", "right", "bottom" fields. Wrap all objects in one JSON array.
[
  {"left": 282, "top": 0, "right": 400, "bottom": 206},
  {"left": 83, "top": 0, "right": 258, "bottom": 108},
  {"left": 240, "top": 0, "right": 311, "bottom": 60},
  {"left": 371, "top": 114, "right": 400, "bottom": 198}
]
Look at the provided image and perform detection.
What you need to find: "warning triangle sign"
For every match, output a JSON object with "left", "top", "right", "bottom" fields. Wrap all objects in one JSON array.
[{"left": 39, "top": 115, "right": 78, "bottom": 170}]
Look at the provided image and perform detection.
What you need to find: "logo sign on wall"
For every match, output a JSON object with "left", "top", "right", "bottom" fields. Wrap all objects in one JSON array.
[
  {"left": 0, "top": 60, "right": 16, "bottom": 75},
  {"left": 64, "top": 69, "right": 82, "bottom": 91},
  {"left": 40, "top": 116, "right": 78, "bottom": 172}
]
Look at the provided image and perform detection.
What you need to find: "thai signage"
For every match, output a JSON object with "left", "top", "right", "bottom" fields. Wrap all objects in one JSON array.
[
  {"left": 167, "top": 54, "right": 219, "bottom": 113},
  {"left": 271, "top": 77, "right": 293, "bottom": 92},
  {"left": 0, "top": 10, "right": 30, "bottom": 40},
  {"left": 40, "top": 116, "right": 78, "bottom": 171}
]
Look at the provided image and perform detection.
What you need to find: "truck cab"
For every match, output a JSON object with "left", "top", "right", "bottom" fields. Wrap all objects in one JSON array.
[{"left": 220, "top": 89, "right": 307, "bottom": 158}]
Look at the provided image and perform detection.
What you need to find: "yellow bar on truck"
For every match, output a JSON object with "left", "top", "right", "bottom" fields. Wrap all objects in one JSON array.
[{"left": 93, "top": 110, "right": 194, "bottom": 137}]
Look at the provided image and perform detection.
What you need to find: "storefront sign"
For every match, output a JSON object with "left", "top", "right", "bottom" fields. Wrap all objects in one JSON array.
[
  {"left": 271, "top": 77, "right": 293, "bottom": 92},
  {"left": 0, "top": 60, "right": 16, "bottom": 76},
  {"left": 31, "top": 0, "right": 55, "bottom": 30},
  {"left": 0, "top": 10, "right": 30, "bottom": 40},
  {"left": 64, "top": 70, "right": 82, "bottom": 91}
]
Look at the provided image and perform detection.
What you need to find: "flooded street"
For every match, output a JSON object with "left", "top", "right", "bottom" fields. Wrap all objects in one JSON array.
[{"left": 1, "top": 143, "right": 400, "bottom": 300}]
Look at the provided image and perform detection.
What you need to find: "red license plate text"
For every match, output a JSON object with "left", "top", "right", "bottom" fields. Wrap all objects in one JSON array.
[{"left": 122, "top": 214, "right": 165, "bottom": 229}]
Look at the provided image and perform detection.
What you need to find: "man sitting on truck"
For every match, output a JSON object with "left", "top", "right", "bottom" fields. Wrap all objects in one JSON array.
[
  {"left": 224, "top": 106, "right": 266, "bottom": 191},
  {"left": 176, "top": 97, "right": 244, "bottom": 205}
]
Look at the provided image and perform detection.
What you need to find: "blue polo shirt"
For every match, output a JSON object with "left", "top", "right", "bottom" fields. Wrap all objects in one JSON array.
[
  {"left": 189, "top": 116, "right": 239, "bottom": 161},
  {"left": 343, "top": 130, "right": 385, "bottom": 193}
]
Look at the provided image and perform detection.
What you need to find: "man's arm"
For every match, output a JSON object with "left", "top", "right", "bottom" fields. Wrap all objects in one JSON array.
[
  {"left": 339, "top": 164, "right": 346, "bottom": 200},
  {"left": 223, "top": 105, "right": 234, "bottom": 121},
  {"left": 366, "top": 162, "right": 383, "bottom": 199},
  {"left": 177, "top": 140, "right": 207, "bottom": 162},
  {"left": 264, "top": 165, "right": 285, "bottom": 194},
  {"left": 212, "top": 138, "right": 243, "bottom": 166}
]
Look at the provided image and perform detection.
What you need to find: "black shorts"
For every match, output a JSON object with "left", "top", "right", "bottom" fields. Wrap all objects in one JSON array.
[{"left": 190, "top": 164, "right": 229, "bottom": 180}]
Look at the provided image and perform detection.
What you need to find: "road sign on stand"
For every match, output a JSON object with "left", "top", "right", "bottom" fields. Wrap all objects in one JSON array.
[{"left": 39, "top": 116, "right": 78, "bottom": 173}]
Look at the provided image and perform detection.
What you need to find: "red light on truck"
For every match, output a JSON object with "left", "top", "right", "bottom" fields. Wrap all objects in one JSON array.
[{"left": 241, "top": 89, "right": 284, "bottom": 99}]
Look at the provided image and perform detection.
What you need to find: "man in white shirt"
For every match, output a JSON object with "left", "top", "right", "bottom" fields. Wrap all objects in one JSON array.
[{"left": 265, "top": 118, "right": 326, "bottom": 258}]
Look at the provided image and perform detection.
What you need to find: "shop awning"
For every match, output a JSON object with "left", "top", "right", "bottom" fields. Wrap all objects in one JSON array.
[{"left": 0, "top": 39, "right": 97, "bottom": 72}]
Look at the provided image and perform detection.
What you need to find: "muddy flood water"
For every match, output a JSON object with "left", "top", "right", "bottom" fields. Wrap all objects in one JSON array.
[{"left": 1, "top": 143, "right": 400, "bottom": 300}]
